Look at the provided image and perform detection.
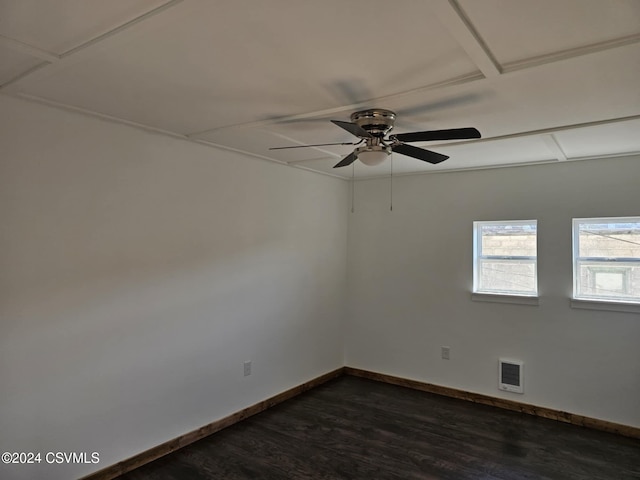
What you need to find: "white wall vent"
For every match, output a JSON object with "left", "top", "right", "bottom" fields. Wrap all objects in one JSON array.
[{"left": 499, "top": 358, "right": 524, "bottom": 394}]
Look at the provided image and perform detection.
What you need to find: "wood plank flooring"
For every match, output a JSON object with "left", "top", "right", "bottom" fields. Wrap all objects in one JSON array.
[{"left": 117, "top": 376, "right": 640, "bottom": 480}]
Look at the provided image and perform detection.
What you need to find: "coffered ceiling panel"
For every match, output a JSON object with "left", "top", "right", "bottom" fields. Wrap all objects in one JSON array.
[
  {"left": 459, "top": 0, "right": 640, "bottom": 66},
  {"left": 0, "top": 44, "right": 43, "bottom": 85},
  {"left": 12, "top": 0, "right": 478, "bottom": 134},
  {"left": 0, "top": 0, "right": 170, "bottom": 54},
  {"left": 553, "top": 118, "right": 640, "bottom": 159}
]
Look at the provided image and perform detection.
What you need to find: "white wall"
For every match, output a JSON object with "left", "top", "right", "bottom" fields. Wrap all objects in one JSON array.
[
  {"left": 0, "top": 95, "right": 348, "bottom": 480},
  {"left": 345, "top": 156, "right": 640, "bottom": 428}
]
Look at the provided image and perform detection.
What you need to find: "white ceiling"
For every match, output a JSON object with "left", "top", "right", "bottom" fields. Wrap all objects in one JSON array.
[{"left": 1, "top": 0, "right": 639, "bottom": 178}]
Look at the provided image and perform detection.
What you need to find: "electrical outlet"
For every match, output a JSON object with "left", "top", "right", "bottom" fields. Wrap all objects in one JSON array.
[
  {"left": 441, "top": 346, "right": 450, "bottom": 360},
  {"left": 243, "top": 360, "right": 252, "bottom": 376}
]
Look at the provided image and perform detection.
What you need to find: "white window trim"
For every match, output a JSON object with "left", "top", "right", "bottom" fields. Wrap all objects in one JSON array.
[
  {"left": 472, "top": 292, "right": 539, "bottom": 306},
  {"left": 572, "top": 216, "right": 640, "bottom": 307},
  {"left": 473, "top": 220, "right": 538, "bottom": 298},
  {"left": 570, "top": 298, "right": 640, "bottom": 314}
]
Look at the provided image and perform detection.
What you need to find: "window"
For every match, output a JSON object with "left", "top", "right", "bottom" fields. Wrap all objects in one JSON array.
[
  {"left": 473, "top": 220, "right": 538, "bottom": 296},
  {"left": 573, "top": 217, "right": 640, "bottom": 304}
]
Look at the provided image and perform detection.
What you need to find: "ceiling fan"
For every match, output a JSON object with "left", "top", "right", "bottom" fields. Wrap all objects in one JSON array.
[{"left": 270, "top": 108, "right": 481, "bottom": 168}]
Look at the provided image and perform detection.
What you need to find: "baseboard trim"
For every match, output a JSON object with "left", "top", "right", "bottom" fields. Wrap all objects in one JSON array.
[
  {"left": 80, "top": 367, "right": 344, "bottom": 480},
  {"left": 343, "top": 367, "right": 640, "bottom": 440}
]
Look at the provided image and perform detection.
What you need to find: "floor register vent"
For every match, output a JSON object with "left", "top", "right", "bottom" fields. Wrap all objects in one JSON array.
[{"left": 499, "top": 358, "right": 524, "bottom": 394}]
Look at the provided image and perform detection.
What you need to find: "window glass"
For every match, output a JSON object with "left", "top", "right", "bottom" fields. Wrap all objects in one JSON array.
[
  {"left": 474, "top": 220, "right": 537, "bottom": 296},
  {"left": 574, "top": 218, "right": 640, "bottom": 303}
]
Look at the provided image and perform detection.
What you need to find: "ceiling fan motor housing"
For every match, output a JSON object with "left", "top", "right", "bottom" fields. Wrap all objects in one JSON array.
[{"left": 351, "top": 109, "right": 396, "bottom": 137}]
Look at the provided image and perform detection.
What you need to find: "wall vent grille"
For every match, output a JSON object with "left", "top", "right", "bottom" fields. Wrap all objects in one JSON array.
[{"left": 499, "top": 358, "right": 524, "bottom": 394}]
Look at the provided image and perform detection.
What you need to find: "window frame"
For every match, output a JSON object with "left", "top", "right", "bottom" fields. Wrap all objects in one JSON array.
[
  {"left": 572, "top": 216, "right": 640, "bottom": 305},
  {"left": 473, "top": 219, "right": 538, "bottom": 298}
]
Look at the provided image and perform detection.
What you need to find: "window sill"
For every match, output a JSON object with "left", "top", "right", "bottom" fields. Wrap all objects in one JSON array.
[
  {"left": 471, "top": 293, "right": 539, "bottom": 306},
  {"left": 570, "top": 298, "right": 640, "bottom": 314}
]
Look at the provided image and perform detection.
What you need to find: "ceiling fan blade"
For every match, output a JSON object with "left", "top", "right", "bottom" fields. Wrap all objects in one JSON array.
[
  {"left": 331, "top": 120, "right": 373, "bottom": 138},
  {"left": 391, "top": 143, "right": 449, "bottom": 164},
  {"left": 393, "top": 127, "right": 481, "bottom": 143},
  {"left": 269, "top": 141, "right": 358, "bottom": 150},
  {"left": 333, "top": 151, "right": 358, "bottom": 168}
]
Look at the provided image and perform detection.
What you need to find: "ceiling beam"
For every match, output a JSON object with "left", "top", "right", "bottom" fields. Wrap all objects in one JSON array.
[
  {"left": 58, "top": 0, "right": 183, "bottom": 59},
  {"left": 429, "top": 0, "right": 501, "bottom": 78},
  {"left": 502, "top": 33, "right": 640, "bottom": 74},
  {"left": 425, "top": 114, "right": 640, "bottom": 148},
  {"left": 0, "top": 35, "right": 59, "bottom": 63},
  {"left": 352, "top": 151, "right": 640, "bottom": 180},
  {"left": 542, "top": 134, "right": 568, "bottom": 161}
]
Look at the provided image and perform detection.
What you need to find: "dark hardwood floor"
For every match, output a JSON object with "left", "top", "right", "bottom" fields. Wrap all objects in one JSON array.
[{"left": 117, "top": 376, "right": 640, "bottom": 480}]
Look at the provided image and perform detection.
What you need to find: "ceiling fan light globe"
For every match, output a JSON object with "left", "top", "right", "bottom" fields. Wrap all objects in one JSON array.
[{"left": 357, "top": 150, "right": 388, "bottom": 166}]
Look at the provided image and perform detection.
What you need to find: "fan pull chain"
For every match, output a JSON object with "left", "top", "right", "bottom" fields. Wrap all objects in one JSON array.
[
  {"left": 351, "top": 162, "right": 355, "bottom": 213},
  {"left": 390, "top": 155, "right": 393, "bottom": 211}
]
